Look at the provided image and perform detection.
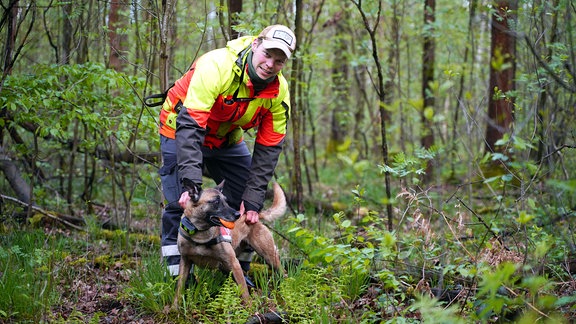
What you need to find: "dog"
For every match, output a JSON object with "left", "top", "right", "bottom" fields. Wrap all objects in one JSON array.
[{"left": 172, "top": 182, "right": 287, "bottom": 308}]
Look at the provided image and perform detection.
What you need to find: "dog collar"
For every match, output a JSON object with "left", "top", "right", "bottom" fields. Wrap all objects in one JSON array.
[
  {"left": 180, "top": 217, "right": 198, "bottom": 236},
  {"left": 179, "top": 217, "right": 232, "bottom": 246}
]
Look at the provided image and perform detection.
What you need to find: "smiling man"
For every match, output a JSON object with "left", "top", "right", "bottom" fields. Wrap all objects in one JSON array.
[{"left": 157, "top": 25, "right": 296, "bottom": 282}]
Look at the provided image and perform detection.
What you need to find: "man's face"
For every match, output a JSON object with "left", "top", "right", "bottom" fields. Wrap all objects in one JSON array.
[{"left": 251, "top": 40, "right": 287, "bottom": 79}]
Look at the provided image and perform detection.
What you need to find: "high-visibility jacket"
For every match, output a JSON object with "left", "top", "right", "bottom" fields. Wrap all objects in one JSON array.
[{"left": 159, "top": 36, "right": 290, "bottom": 212}]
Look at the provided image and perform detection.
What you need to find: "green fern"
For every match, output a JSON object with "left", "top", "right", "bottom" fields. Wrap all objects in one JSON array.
[{"left": 203, "top": 275, "right": 250, "bottom": 323}]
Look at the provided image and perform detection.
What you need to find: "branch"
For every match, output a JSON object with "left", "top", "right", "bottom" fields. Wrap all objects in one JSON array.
[
  {"left": 0, "top": 194, "right": 85, "bottom": 231},
  {"left": 541, "top": 144, "right": 576, "bottom": 161}
]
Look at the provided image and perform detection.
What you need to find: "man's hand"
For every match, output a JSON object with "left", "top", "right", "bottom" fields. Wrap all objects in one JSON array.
[
  {"left": 178, "top": 191, "right": 191, "bottom": 209},
  {"left": 240, "top": 201, "right": 259, "bottom": 224},
  {"left": 180, "top": 179, "right": 201, "bottom": 209}
]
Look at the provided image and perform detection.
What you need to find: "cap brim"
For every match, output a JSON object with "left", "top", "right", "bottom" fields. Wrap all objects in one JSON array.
[{"left": 261, "top": 40, "right": 292, "bottom": 59}]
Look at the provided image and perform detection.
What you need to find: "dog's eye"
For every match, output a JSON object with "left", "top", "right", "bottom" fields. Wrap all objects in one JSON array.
[{"left": 209, "top": 196, "right": 221, "bottom": 205}]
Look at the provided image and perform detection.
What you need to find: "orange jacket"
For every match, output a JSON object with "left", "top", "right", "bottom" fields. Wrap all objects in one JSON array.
[{"left": 159, "top": 36, "right": 290, "bottom": 148}]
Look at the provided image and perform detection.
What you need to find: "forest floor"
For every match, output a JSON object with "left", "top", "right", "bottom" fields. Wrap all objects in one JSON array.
[
  {"left": 52, "top": 260, "right": 157, "bottom": 323},
  {"left": 5, "top": 205, "right": 576, "bottom": 323},
  {"left": 47, "top": 219, "right": 163, "bottom": 324}
]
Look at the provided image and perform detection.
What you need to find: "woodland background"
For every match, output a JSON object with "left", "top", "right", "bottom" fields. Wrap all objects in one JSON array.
[{"left": 0, "top": 0, "right": 575, "bottom": 323}]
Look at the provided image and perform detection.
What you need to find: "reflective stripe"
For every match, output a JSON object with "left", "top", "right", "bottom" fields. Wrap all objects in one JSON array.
[
  {"left": 161, "top": 245, "right": 180, "bottom": 257},
  {"left": 221, "top": 234, "right": 232, "bottom": 242},
  {"left": 167, "top": 264, "right": 180, "bottom": 276}
]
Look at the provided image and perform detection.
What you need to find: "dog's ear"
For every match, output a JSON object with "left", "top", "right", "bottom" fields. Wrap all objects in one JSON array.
[
  {"left": 215, "top": 180, "right": 225, "bottom": 193},
  {"left": 188, "top": 185, "right": 202, "bottom": 203}
]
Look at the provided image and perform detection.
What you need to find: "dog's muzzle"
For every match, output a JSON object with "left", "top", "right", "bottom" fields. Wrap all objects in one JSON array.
[{"left": 209, "top": 215, "right": 238, "bottom": 229}]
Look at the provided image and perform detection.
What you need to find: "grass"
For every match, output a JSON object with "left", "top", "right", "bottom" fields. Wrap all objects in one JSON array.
[{"left": 0, "top": 229, "right": 64, "bottom": 323}]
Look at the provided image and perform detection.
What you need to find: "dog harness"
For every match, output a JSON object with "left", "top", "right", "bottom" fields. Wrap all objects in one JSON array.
[{"left": 179, "top": 217, "right": 232, "bottom": 246}]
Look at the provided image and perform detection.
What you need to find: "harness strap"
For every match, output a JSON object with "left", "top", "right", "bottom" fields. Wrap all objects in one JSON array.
[
  {"left": 203, "top": 227, "right": 232, "bottom": 246},
  {"left": 144, "top": 82, "right": 175, "bottom": 107}
]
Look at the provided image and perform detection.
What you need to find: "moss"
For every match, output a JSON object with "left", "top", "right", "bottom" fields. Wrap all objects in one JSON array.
[{"left": 93, "top": 254, "right": 112, "bottom": 268}]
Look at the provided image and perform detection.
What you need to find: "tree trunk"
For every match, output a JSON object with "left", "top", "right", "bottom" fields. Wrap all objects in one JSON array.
[
  {"left": 450, "top": 0, "right": 478, "bottom": 180},
  {"left": 325, "top": 10, "right": 350, "bottom": 155},
  {"left": 61, "top": 2, "right": 73, "bottom": 64},
  {"left": 159, "top": 0, "right": 177, "bottom": 91},
  {"left": 533, "top": 0, "right": 559, "bottom": 164},
  {"left": 0, "top": 151, "right": 31, "bottom": 203},
  {"left": 1, "top": 0, "right": 19, "bottom": 148},
  {"left": 108, "top": 0, "right": 129, "bottom": 71},
  {"left": 76, "top": 0, "right": 90, "bottom": 64},
  {"left": 352, "top": 0, "right": 394, "bottom": 230},
  {"left": 228, "top": 0, "right": 242, "bottom": 39},
  {"left": 1, "top": 0, "right": 19, "bottom": 78},
  {"left": 485, "top": 0, "right": 517, "bottom": 154},
  {"left": 290, "top": 0, "right": 304, "bottom": 213},
  {"left": 421, "top": 0, "right": 435, "bottom": 181}
]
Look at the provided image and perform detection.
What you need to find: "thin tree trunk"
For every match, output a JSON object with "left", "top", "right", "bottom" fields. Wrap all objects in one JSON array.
[
  {"left": 325, "top": 9, "right": 350, "bottom": 154},
  {"left": 450, "top": 0, "right": 477, "bottom": 179},
  {"left": 77, "top": 0, "right": 90, "bottom": 64},
  {"left": 533, "top": 0, "right": 559, "bottom": 165},
  {"left": 352, "top": 0, "right": 394, "bottom": 230},
  {"left": 159, "top": 0, "right": 177, "bottom": 91},
  {"left": 1, "top": 0, "right": 19, "bottom": 79},
  {"left": 61, "top": 2, "right": 72, "bottom": 64},
  {"left": 0, "top": 0, "right": 19, "bottom": 149},
  {"left": 421, "top": 0, "right": 435, "bottom": 181},
  {"left": 291, "top": 0, "right": 304, "bottom": 213},
  {"left": 384, "top": 0, "right": 398, "bottom": 121}
]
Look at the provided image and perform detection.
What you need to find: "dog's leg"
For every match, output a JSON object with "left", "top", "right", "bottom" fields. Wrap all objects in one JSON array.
[
  {"left": 228, "top": 254, "right": 251, "bottom": 300},
  {"left": 172, "top": 255, "right": 193, "bottom": 310}
]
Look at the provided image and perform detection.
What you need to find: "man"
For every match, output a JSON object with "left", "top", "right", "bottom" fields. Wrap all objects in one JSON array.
[{"left": 158, "top": 25, "right": 296, "bottom": 280}]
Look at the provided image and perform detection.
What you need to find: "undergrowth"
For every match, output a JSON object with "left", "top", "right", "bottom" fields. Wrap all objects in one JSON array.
[{"left": 1, "top": 148, "right": 575, "bottom": 323}]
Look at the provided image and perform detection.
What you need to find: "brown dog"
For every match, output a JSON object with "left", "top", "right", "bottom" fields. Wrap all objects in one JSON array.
[{"left": 172, "top": 182, "right": 287, "bottom": 309}]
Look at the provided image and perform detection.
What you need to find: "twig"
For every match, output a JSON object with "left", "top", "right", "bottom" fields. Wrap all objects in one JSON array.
[
  {"left": 523, "top": 34, "right": 576, "bottom": 93},
  {"left": 455, "top": 196, "right": 505, "bottom": 248},
  {"left": 503, "top": 285, "right": 549, "bottom": 319},
  {"left": 541, "top": 144, "right": 576, "bottom": 161}
]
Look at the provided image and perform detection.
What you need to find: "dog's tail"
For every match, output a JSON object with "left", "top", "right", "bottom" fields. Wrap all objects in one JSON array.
[{"left": 259, "top": 182, "right": 287, "bottom": 222}]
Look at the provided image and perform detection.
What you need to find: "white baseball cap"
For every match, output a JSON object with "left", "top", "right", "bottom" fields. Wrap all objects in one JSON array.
[{"left": 259, "top": 25, "right": 296, "bottom": 59}]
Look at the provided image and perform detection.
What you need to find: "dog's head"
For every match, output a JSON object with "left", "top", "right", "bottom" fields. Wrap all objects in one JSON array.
[{"left": 184, "top": 183, "right": 240, "bottom": 230}]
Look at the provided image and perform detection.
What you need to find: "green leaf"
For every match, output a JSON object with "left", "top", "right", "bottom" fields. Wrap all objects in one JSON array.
[
  {"left": 423, "top": 107, "right": 434, "bottom": 120},
  {"left": 516, "top": 211, "right": 534, "bottom": 224},
  {"left": 341, "top": 220, "right": 351, "bottom": 228}
]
